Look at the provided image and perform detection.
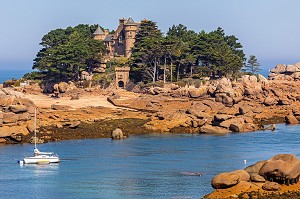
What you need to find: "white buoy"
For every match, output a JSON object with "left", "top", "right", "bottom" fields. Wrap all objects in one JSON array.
[{"left": 244, "top": 160, "right": 247, "bottom": 165}]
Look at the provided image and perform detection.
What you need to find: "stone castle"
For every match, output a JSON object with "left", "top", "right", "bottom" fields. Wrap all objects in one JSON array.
[{"left": 92, "top": 17, "right": 141, "bottom": 60}]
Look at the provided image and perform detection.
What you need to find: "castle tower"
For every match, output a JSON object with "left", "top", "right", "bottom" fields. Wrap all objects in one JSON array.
[
  {"left": 92, "top": 25, "right": 106, "bottom": 40},
  {"left": 124, "top": 17, "right": 138, "bottom": 58}
]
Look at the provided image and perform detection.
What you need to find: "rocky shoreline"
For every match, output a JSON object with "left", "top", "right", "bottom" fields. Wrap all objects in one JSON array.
[{"left": 1, "top": 63, "right": 300, "bottom": 145}]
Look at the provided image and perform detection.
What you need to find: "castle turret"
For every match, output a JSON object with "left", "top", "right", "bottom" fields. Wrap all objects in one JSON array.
[
  {"left": 92, "top": 25, "right": 106, "bottom": 41},
  {"left": 124, "top": 17, "right": 138, "bottom": 58}
]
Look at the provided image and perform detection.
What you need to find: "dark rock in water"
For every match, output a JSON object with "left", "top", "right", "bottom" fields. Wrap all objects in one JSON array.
[{"left": 179, "top": 172, "right": 203, "bottom": 176}]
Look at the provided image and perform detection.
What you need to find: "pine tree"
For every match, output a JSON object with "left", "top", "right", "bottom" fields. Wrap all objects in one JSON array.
[
  {"left": 130, "top": 20, "right": 163, "bottom": 83},
  {"left": 245, "top": 55, "right": 261, "bottom": 74}
]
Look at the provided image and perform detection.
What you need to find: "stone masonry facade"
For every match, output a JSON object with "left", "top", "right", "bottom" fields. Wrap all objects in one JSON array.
[{"left": 92, "top": 17, "right": 142, "bottom": 60}]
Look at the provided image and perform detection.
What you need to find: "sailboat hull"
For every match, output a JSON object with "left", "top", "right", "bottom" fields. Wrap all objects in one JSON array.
[{"left": 23, "top": 155, "right": 60, "bottom": 164}]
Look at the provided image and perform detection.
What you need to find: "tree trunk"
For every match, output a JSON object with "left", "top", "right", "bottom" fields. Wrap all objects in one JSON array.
[
  {"left": 153, "top": 60, "right": 156, "bottom": 83},
  {"left": 156, "top": 57, "right": 159, "bottom": 82},
  {"left": 164, "top": 56, "right": 166, "bottom": 83},
  {"left": 190, "top": 65, "right": 193, "bottom": 77},
  {"left": 177, "top": 63, "right": 180, "bottom": 82},
  {"left": 170, "top": 61, "right": 173, "bottom": 83}
]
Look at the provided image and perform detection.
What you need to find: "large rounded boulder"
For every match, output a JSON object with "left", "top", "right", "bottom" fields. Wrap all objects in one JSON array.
[
  {"left": 211, "top": 170, "right": 250, "bottom": 189},
  {"left": 58, "top": 82, "right": 69, "bottom": 93},
  {"left": 259, "top": 154, "right": 300, "bottom": 184}
]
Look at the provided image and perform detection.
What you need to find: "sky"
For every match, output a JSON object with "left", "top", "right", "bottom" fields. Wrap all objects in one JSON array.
[{"left": 1, "top": 0, "right": 300, "bottom": 71}]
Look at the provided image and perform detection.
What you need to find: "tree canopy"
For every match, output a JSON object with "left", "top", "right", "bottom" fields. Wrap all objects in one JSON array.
[
  {"left": 29, "top": 20, "right": 253, "bottom": 85},
  {"left": 32, "top": 24, "right": 106, "bottom": 82},
  {"left": 130, "top": 23, "right": 247, "bottom": 83}
]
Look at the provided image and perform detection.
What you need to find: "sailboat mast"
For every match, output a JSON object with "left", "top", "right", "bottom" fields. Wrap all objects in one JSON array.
[{"left": 34, "top": 107, "right": 37, "bottom": 149}]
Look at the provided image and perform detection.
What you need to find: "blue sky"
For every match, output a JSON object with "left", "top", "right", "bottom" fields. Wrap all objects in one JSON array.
[{"left": 1, "top": 0, "right": 300, "bottom": 71}]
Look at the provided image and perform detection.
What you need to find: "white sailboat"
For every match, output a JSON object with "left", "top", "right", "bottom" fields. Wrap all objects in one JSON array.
[{"left": 20, "top": 108, "right": 60, "bottom": 164}]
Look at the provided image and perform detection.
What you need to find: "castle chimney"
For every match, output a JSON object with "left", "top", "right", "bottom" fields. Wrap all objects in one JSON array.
[{"left": 119, "top": 18, "right": 126, "bottom": 25}]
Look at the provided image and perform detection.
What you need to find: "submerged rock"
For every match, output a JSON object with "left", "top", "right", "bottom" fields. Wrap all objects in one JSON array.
[
  {"left": 111, "top": 128, "right": 126, "bottom": 139},
  {"left": 264, "top": 124, "right": 276, "bottom": 130},
  {"left": 179, "top": 172, "right": 203, "bottom": 176}
]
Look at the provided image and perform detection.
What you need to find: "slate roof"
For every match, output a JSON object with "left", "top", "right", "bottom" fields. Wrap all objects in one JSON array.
[
  {"left": 125, "top": 17, "right": 137, "bottom": 25},
  {"left": 93, "top": 26, "right": 104, "bottom": 35},
  {"left": 103, "top": 34, "right": 114, "bottom": 42}
]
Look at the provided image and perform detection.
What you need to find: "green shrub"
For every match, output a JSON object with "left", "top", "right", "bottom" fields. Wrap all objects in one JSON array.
[
  {"left": 13, "top": 80, "right": 21, "bottom": 87},
  {"left": 92, "top": 73, "right": 114, "bottom": 88},
  {"left": 23, "top": 71, "right": 44, "bottom": 80},
  {"left": 174, "top": 80, "right": 187, "bottom": 87}
]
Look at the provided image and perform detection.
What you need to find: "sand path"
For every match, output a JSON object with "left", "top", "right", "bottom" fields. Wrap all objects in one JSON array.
[{"left": 25, "top": 94, "right": 117, "bottom": 109}]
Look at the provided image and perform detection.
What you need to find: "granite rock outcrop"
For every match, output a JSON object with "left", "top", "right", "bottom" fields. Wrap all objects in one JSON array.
[
  {"left": 205, "top": 154, "right": 300, "bottom": 199},
  {"left": 0, "top": 88, "right": 36, "bottom": 143}
]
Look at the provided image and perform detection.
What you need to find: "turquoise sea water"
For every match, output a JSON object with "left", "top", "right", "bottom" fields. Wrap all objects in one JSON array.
[
  {"left": 1, "top": 124, "right": 300, "bottom": 199},
  {"left": 0, "top": 70, "right": 31, "bottom": 84}
]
